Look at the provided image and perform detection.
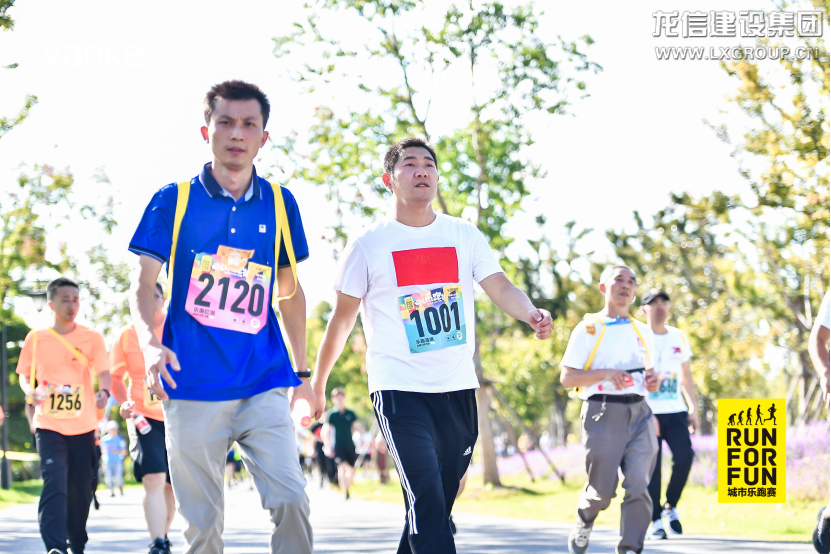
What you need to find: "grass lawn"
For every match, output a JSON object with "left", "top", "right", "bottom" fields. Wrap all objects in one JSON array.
[
  {"left": 0, "top": 478, "right": 145, "bottom": 510},
  {"left": 0, "top": 480, "right": 43, "bottom": 510},
  {"left": 351, "top": 474, "right": 823, "bottom": 543}
]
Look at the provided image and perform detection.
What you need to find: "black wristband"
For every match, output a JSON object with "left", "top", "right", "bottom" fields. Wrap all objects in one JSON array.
[
  {"left": 99, "top": 388, "right": 110, "bottom": 397},
  {"left": 295, "top": 371, "right": 311, "bottom": 378}
]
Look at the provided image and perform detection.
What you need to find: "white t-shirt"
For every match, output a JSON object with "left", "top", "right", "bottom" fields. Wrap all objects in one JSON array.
[
  {"left": 560, "top": 315, "right": 656, "bottom": 400},
  {"left": 817, "top": 291, "right": 830, "bottom": 330},
  {"left": 645, "top": 326, "right": 692, "bottom": 414},
  {"left": 334, "top": 213, "right": 503, "bottom": 394}
]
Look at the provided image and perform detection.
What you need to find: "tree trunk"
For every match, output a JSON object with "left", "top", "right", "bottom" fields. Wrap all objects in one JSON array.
[{"left": 474, "top": 341, "right": 502, "bottom": 487}]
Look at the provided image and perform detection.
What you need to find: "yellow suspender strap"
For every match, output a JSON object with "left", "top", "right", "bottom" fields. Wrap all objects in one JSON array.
[
  {"left": 270, "top": 182, "right": 297, "bottom": 302},
  {"left": 629, "top": 319, "right": 651, "bottom": 368},
  {"left": 583, "top": 315, "right": 606, "bottom": 370},
  {"left": 166, "top": 180, "right": 297, "bottom": 306},
  {"left": 26, "top": 331, "right": 38, "bottom": 403},
  {"left": 168, "top": 180, "right": 192, "bottom": 300},
  {"left": 46, "top": 328, "right": 90, "bottom": 368}
]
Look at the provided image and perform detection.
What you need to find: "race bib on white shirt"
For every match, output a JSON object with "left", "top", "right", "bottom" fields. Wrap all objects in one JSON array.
[{"left": 334, "top": 214, "right": 503, "bottom": 394}]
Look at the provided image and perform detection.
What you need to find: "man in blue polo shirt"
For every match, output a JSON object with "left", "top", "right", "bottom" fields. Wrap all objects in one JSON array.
[{"left": 128, "top": 80, "right": 315, "bottom": 554}]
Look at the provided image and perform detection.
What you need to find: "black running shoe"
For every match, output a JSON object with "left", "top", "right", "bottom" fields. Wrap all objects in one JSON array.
[
  {"left": 148, "top": 538, "right": 168, "bottom": 554},
  {"left": 449, "top": 515, "right": 457, "bottom": 535},
  {"left": 814, "top": 506, "right": 830, "bottom": 554},
  {"left": 662, "top": 505, "right": 683, "bottom": 535},
  {"left": 164, "top": 535, "right": 172, "bottom": 552}
]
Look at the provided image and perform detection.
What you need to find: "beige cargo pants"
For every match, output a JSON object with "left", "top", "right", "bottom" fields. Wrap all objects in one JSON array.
[
  {"left": 578, "top": 398, "right": 658, "bottom": 554},
  {"left": 163, "top": 388, "right": 312, "bottom": 554}
]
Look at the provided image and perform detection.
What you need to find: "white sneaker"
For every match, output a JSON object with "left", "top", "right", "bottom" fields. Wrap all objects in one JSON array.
[
  {"left": 662, "top": 505, "right": 683, "bottom": 534},
  {"left": 648, "top": 518, "right": 667, "bottom": 539},
  {"left": 568, "top": 521, "right": 592, "bottom": 554}
]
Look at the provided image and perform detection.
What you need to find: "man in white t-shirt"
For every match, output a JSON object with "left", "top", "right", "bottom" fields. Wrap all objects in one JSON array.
[
  {"left": 310, "top": 137, "right": 552, "bottom": 554},
  {"left": 639, "top": 289, "right": 697, "bottom": 540},
  {"left": 559, "top": 265, "right": 659, "bottom": 554},
  {"left": 809, "top": 291, "right": 830, "bottom": 554}
]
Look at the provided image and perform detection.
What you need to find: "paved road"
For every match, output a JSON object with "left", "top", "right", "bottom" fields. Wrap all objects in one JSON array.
[{"left": 0, "top": 482, "right": 814, "bottom": 553}]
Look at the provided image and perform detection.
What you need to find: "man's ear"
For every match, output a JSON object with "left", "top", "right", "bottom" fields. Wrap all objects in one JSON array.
[
  {"left": 382, "top": 173, "right": 393, "bottom": 191},
  {"left": 598, "top": 283, "right": 606, "bottom": 295},
  {"left": 201, "top": 126, "right": 209, "bottom": 142},
  {"left": 260, "top": 131, "right": 269, "bottom": 147}
]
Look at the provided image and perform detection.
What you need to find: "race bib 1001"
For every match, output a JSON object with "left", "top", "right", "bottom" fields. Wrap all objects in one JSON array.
[
  {"left": 43, "top": 384, "right": 83, "bottom": 419},
  {"left": 650, "top": 372, "right": 680, "bottom": 402},
  {"left": 399, "top": 286, "right": 467, "bottom": 354},
  {"left": 185, "top": 247, "right": 272, "bottom": 335}
]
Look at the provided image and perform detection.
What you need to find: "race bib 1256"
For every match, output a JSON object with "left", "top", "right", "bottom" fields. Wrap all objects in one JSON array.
[
  {"left": 399, "top": 286, "right": 466, "bottom": 354},
  {"left": 43, "top": 384, "right": 84, "bottom": 419}
]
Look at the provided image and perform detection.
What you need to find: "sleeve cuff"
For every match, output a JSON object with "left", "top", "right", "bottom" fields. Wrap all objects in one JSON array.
[
  {"left": 278, "top": 252, "right": 309, "bottom": 269},
  {"left": 129, "top": 245, "right": 167, "bottom": 264}
]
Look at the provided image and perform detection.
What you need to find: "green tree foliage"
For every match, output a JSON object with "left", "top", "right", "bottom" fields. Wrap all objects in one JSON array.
[
  {"left": 1, "top": 166, "right": 130, "bottom": 452},
  {"left": 0, "top": 0, "right": 38, "bottom": 135},
  {"left": 607, "top": 195, "right": 772, "bottom": 433},
  {"left": 706, "top": 0, "right": 829, "bottom": 423},
  {"left": 273, "top": 0, "right": 599, "bottom": 485}
]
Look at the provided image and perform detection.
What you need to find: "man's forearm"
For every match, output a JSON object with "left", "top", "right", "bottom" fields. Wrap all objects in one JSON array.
[
  {"left": 809, "top": 327, "right": 831, "bottom": 377},
  {"left": 497, "top": 286, "right": 537, "bottom": 322},
  {"left": 483, "top": 275, "right": 536, "bottom": 322},
  {"left": 311, "top": 311, "right": 358, "bottom": 392},
  {"left": 679, "top": 362, "right": 696, "bottom": 413},
  {"left": 277, "top": 283, "right": 308, "bottom": 371},
  {"left": 97, "top": 371, "right": 112, "bottom": 392},
  {"left": 131, "top": 256, "right": 164, "bottom": 351}
]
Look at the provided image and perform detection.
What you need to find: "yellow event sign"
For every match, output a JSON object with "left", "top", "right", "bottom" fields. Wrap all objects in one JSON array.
[{"left": 718, "top": 398, "right": 786, "bottom": 503}]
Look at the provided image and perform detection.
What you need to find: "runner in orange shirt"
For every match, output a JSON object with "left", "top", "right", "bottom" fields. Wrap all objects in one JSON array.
[
  {"left": 16, "top": 277, "right": 112, "bottom": 554},
  {"left": 111, "top": 282, "right": 175, "bottom": 554}
]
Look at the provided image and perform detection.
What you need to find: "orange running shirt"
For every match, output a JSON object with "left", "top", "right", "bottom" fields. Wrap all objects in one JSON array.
[
  {"left": 16, "top": 325, "right": 111, "bottom": 436},
  {"left": 110, "top": 320, "right": 165, "bottom": 421}
]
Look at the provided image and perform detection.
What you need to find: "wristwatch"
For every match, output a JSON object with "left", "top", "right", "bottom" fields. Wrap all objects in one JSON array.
[{"left": 294, "top": 371, "right": 312, "bottom": 378}]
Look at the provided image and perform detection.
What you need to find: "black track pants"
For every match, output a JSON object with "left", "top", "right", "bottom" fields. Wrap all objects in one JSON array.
[
  {"left": 36, "top": 428, "right": 96, "bottom": 554},
  {"left": 371, "top": 389, "right": 478, "bottom": 554},
  {"left": 648, "top": 411, "right": 694, "bottom": 520}
]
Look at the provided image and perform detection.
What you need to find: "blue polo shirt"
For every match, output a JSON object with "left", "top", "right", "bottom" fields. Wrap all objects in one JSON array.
[{"left": 129, "top": 163, "right": 309, "bottom": 401}]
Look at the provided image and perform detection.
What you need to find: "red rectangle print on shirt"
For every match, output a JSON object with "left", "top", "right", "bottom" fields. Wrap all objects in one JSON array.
[{"left": 392, "top": 247, "right": 459, "bottom": 286}]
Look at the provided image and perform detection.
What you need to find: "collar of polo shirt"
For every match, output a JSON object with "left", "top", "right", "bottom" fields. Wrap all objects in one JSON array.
[{"left": 199, "top": 162, "right": 263, "bottom": 202}]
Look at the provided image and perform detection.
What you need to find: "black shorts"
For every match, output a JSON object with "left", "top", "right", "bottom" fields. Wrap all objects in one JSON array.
[
  {"left": 334, "top": 445, "right": 358, "bottom": 466},
  {"left": 128, "top": 416, "right": 170, "bottom": 483}
]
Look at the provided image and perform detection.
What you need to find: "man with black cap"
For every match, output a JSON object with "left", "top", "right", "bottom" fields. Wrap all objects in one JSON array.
[{"left": 640, "top": 288, "right": 698, "bottom": 540}]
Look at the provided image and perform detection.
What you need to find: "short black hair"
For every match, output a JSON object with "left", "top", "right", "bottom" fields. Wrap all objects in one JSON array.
[
  {"left": 155, "top": 283, "right": 164, "bottom": 297},
  {"left": 47, "top": 277, "right": 80, "bottom": 300},
  {"left": 384, "top": 137, "right": 438, "bottom": 175},
  {"left": 204, "top": 80, "right": 271, "bottom": 129}
]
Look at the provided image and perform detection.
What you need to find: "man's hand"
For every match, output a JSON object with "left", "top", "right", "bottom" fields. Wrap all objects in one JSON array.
[
  {"left": 95, "top": 390, "right": 109, "bottom": 409},
  {"left": 687, "top": 410, "right": 700, "bottom": 433},
  {"left": 312, "top": 386, "right": 327, "bottom": 421},
  {"left": 644, "top": 370, "right": 660, "bottom": 393},
  {"left": 603, "top": 369, "right": 632, "bottom": 390},
  {"left": 823, "top": 372, "right": 830, "bottom": 410},
  {"left": 653, "top": 417, "right": 660, "bottom": 437},
  {"left": 527, "top": 308, "right": 553, "bottom": 339},
  {"left": 290, "top": 378, "right": 317, "bottom": 418},
  {"left": 143, "top": 344, "right": 180, "bottom": 401},
  {"left": 119, "top": 400, "right": 135, "bottom": 420}
]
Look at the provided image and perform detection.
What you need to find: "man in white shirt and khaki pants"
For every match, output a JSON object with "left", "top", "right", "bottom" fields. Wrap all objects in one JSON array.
[{"left": 560, "top": 265, "right": 660, "bottom": 554}]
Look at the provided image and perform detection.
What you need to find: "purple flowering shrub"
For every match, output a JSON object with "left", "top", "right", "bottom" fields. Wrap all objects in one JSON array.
[{"left": 469, "top": 421, "right": 829, "bottom": 501}]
